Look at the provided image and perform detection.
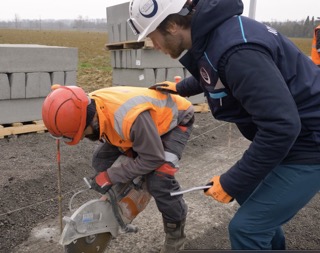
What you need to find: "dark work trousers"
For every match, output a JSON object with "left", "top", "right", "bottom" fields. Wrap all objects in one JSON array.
[
  {"left": 229, "top": 164, "right": 320, "bottom": 250},
  {"left": 91, "top": 122, "right": 193, "bottom": 224}
]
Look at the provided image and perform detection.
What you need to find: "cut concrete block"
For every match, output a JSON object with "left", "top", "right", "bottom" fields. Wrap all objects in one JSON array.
[
  {"left": 52, "top": 71, "right": 65, "bottom": 85},
  {"left": 112, "top": 68, "right": 155, "bottom": 87},
  {"left": 110, "top": 49, "right": 184, "bottom": 69},
  {"left": 126, "top": 22, "right": 139, "bottom": 41},
  {"left": 0, "top": 98, "right": 44, "bottom": 124},
  {"left": 65, "top": 71, "right": 77, "bottom": 86},
  {"left": 0, "top": 74, "right": 10, "bottom": 100},
  {"left": 107, "top": 24, "right": 114, "bottom": 43},
  {"left": 126, "top": 50, "right": 132, "bottom": 68},
  {"left": 107, "top": 2, "right": 136, "bottom": 43},
  {"left": 166, "top": 68, "right": 185, "bottom": 81},
  {"left": 39, "top": 73, "right": 52, "bottom": 97},
  {"left": 106, "top": 2, "right": 129, "bottom": 24},
  {"left": 120, "top": 21, "right": 127, "bottom": 42},
  {"left": 115, "top": 51, "right": 122, "bottom": 68},
  {"left": 121, "top": 50, "right": 127, "bottom": 69},
  {"left": 155, "top": 69, "right": 166, "bottom": 83},
  {"left": 112, "top": 24, "right": 121, "bottom": 43},
  {"left": 134, "top": 49, "right": 183, "bottom": 69},
  {"left": 10, "top": 73, "right": 26, "bottom": 99},
  {"left": 131, "top": 50, "right": 137, "bottom": 68},
  {"left": 111, "top": 51, "right": 116, "bottom": 68},
  {"left": 26, "top": 73, "right": 41, "bottom": 98},
  {"left": 0, "top": 44, "right": 78, "bottom": 73}
]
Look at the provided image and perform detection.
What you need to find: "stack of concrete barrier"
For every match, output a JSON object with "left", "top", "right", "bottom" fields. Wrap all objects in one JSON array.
[
  {"left": 106, "top": 2, "right": 205, "bottom": 105},
  {"left": 0, "top": 44, "right": 78, "bottom": 127}
]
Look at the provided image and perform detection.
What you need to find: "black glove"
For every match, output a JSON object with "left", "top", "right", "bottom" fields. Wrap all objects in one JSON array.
[
  {"left": 149, "top": 81, "right": 178, "bottom": 94},
  {"left": 90, "top": 171, "right": 113, "bottom": 194}
]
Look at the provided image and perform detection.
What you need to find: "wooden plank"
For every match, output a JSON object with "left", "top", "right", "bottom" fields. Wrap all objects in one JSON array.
[
  {"left": 0, "top": 120, "right": 47, "bottom": 138},
  {"left": 105, "top": 38, "right": 154, "bottom": 51}
]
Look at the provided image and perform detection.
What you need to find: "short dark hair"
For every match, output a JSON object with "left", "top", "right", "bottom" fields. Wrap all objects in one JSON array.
[{"left": 157, "top": 12, "right": 193, "bottom": 36}]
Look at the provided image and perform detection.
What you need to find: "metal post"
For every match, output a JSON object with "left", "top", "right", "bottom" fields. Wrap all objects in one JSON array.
[
  {"left": 249, "top": 0, "right": 257, "bottom": 20},
  {"left": 56, "top": 139, "right": 63, "bottom": 234}
]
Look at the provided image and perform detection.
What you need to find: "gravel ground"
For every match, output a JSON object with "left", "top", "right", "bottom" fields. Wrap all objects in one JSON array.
[{"left": 0, "top": 112, "right": 319, "bottom": 253}]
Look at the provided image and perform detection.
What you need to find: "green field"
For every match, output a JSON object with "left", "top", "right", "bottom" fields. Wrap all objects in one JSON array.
[{"left": 0, "top": 29, "right": 313, "bottom": 92}]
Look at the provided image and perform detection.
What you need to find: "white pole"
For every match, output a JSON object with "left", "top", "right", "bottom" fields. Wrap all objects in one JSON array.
[{"left": 248, "top": 0, "right": 257, "bottom": 20}]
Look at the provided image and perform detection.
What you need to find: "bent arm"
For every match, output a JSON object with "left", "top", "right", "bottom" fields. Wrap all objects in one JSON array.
[
  {"left": 107, "top": 110, "right": 165, "bottom": 183},
  {"left": 177, "top": 76, "right": 204, "bottom": 97}
]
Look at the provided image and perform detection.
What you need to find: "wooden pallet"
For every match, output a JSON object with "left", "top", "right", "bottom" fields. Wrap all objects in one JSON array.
[
  {"left": 0, "top": 120, "right": 47, "bottom": 138},
  {"left": 105, "top": 38, "right": 154, "bottom": 50},
  {"left": 193, "top": 103, "right": 210, "bottom": 113}
]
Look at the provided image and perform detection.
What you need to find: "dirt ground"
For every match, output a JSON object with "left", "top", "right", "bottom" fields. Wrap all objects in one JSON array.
[{"left": 0, "top": 112, "right": 319, "bottom": 253}]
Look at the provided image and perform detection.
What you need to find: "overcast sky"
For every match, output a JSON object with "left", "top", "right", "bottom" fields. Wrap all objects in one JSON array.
[{"left": 0, "top": 0, "right": 319, "bottom": 22}]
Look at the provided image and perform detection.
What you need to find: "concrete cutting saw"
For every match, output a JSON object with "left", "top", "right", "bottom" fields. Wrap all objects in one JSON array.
[{"left": 59, "top": 155, "right": 151, "bottom": 253}]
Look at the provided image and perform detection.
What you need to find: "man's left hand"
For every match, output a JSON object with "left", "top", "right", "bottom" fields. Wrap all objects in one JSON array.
[{"left": 204, "top": 175, "right": 233, "bottom": 203}]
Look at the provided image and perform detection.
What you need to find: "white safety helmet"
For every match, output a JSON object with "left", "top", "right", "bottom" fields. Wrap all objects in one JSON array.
[{"left": 128, "top": 0, "right": 188, "bottom": 42}]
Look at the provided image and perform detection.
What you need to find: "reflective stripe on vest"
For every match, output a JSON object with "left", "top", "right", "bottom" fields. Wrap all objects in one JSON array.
[{"left": 114, "top": 94, "right": 177, "bottom": 139}]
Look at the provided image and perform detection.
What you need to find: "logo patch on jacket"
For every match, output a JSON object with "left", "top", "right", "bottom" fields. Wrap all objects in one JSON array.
[{"left": 200, "top": 67, "right": 211, "bottom": 84}]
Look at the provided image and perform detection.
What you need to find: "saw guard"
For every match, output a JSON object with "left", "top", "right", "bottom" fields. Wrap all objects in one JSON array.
[{"left": 59, "top": 199, "right": 119, "bottom": 246}]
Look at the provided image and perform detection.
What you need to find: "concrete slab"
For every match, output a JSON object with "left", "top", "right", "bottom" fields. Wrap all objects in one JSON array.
[
  {"left": 0, "top": 98, "right": 44, "bottom": 124},
  {"left": 0, "top": 74, "right": 10, "bottom": 100},
  {"left": 10, "top": 73, "right": 26, "bottom": 99},
  {"left": 0, "top": 44, "right": 78, "bottom": 73}
]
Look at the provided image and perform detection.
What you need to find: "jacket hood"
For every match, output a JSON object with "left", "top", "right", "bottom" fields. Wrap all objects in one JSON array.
[{"left": 190, "top": 0, "right": 244, "bottom": 58}]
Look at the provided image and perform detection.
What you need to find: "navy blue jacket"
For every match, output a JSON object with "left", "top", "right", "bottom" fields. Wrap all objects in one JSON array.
[{"left": 177, "top": 0, "right": 320, "bottom": 198}]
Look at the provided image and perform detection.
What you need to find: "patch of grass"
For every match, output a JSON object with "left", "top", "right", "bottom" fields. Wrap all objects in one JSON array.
[
  {"left": 289, "top": 38, "right": 312, "bottom": 55},
  {"left": 79, "top": 62, "right": 93, "bottom": 69}
]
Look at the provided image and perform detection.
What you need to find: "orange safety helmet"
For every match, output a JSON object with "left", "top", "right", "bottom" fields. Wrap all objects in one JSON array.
[{"left": 42, "top": 85, "right": 90, "bottom": 145}]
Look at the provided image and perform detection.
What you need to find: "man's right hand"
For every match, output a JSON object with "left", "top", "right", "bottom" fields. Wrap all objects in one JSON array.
[
  {"left": 149, "top": 81, "right": 178, "bottom": 94},
  {"left": 90, "top": 171, "right": 113, "bottom": 194}
]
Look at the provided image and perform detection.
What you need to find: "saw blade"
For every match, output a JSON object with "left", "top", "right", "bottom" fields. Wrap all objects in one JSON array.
[{"left": 64, "top": 232, "right": 112, "bottom": 253}]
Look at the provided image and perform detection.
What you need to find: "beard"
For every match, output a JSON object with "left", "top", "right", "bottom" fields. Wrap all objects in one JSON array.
[
  {"left": 85, "top": 121, "right": 100, "bottom": 142},
  {"left": 163, "top": 33, "right": 185, "bottom": 59}
]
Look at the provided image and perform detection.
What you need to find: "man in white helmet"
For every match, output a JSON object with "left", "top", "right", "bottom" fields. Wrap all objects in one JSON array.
[{"left": 128, "top": 0, "right": 320, "bottom": 251}]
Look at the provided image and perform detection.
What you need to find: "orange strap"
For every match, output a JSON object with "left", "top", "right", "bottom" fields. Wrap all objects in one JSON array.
[
  {"left": 96, "top": 172, "right": 112, "bottom": 187},
  {"left": 178, "top": 125, "right": 188, "bottom": 132}
]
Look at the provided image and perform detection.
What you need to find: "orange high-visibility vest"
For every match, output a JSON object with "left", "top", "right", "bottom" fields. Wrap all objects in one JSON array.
[
  {"left": 89, "top": 86, "right": 192, "bottom": 150},
  {"left": 311, "top": 25, "right": 320, "bottom": 65}
]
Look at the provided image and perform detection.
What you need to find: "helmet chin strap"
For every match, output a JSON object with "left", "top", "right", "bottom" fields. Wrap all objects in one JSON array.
[
  {"left": 85, "top": 118, "right": 100, "bottom": 142},
  {"left": 178, "top": 0, "right": 198, "bottom": 16}
]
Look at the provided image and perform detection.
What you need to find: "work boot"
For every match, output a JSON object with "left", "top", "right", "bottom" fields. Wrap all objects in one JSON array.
[{"left": 160, "top": 219, "right": 186, "bottom": 253}]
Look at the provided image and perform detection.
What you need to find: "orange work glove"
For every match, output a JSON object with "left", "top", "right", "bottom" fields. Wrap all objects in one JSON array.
[
  {"left": 149, "top": 81, "right": 178, "bottom": 94},
  {"left": 204, "top": 176, "right": 233, "bottom": 203}
]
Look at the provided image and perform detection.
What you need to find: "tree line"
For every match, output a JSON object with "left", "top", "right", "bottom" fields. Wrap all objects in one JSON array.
[
  {"left": 0, "top": 16, "right": 319, "bottom": 37},
  {"left": 265, "top": 16, "right": 320, "bottom": 38},
  {"left": 0, "top": 16, "right": 107, "bottom": 32}
]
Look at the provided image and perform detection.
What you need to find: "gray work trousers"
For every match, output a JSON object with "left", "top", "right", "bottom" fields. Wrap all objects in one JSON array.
[{"left": 91, "top": 122, "right": 193, "bottom": 223}]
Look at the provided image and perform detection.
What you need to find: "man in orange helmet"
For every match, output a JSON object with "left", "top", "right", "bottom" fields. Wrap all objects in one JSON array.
[{"left": 42, "top": 85, "right": 194, "bottom": 253}]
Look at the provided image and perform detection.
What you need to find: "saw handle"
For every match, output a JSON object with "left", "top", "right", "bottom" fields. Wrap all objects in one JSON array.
[{"left": 83, "top": 177, "right": 92, "bottom": 188}]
